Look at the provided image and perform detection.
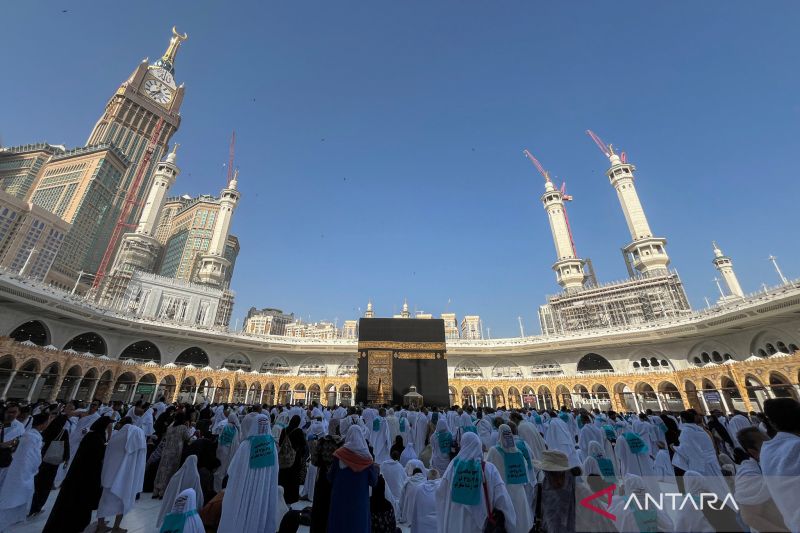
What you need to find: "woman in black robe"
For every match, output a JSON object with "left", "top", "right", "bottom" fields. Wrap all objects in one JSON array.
[
  {"left": 278, "top": 414, "right": 307, "bottom": 504},
  {"left": 42, "top": 416, "right": 113, "bottom": 533},
  {"left": 30, "top": 414, "right": 70, "bottom": 515}
]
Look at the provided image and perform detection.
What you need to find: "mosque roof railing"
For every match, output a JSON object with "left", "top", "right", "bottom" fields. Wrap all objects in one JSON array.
[{"left": 0, "top": 266, "right": 798, "bottom": 350}]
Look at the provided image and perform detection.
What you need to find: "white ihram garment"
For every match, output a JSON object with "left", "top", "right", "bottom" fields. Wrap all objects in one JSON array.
[
  {"left": 156, "top": 455, "right": 204, "bottom": 529},
  {"left": 0, "top": 428, "right": 42, "bottom": 532},
  {"left": 97, "top": 424, "right": 147, "bottom": 518}
]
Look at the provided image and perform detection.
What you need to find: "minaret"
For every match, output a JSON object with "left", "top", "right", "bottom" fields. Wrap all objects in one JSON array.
[
  {"left": 401, "top": 298, "right": 410, "bottom": 318},
  {"left": 136, "top": 144, "right": 180, "bottom": 237},
  {"left": 541, "top": 173, "right": 585, "bottom": 291},
  {"left": 364, "top": 300, "right": 374, "bottom": 318},
  {"left": 100, "top": 146, "right": 181, "bottom": 305},
  {"left": 605, "top": 146, "right": 670, "bottom": 276},
  {"left": 712, "top": 241, "right": 744, "bottom": 299},
  {"left": 197, "top": 170, "right": 240, "bottom": 287}
]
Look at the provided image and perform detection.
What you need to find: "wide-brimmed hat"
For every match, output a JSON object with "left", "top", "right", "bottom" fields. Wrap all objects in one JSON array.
[{"left": 532, "top": 450, "right": 572, "bottom": 472}]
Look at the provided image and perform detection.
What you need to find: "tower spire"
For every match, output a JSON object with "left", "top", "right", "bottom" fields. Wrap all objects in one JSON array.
[
  {"left": 712, "top": 241, "right": 744, "bottom": 300},
  {"left": 156, "top": 27, "right": 188, "bottom": 74}
]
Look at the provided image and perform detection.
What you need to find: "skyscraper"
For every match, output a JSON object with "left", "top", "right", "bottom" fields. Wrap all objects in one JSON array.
[{"left": 86, "top": 28, "right": 187, "bottom": 228}]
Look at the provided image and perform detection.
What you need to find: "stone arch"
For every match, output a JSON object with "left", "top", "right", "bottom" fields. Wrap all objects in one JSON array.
[
  {"left": 308, "top": 383, "right": 321, "bottom": 405},
  {"left": 261, "top": 357, "right": 291, "bottom": 374},
  {"left": 491, "top": 360, "right": 523, "bottom": 378},
  {"left": 521, "top": 386, "right": 535, "bottom": 408},
  {"left": 178, "top": 376, "right": 197, "bottom": 402},
  {"left": 277, "top": 383, "right": 291, "bottom": 404},
  {"left": 36, "top": 362, "right": 61, "bottom": 402},
  {"left": 448, "top": 386, "right": 458, "bottom": 406},
  {"left": 222, "top": 353, "right": 251, "bottom": 372},
  {"left": 232, "top": 381, "right": 248, "bottom": 403},
  {"left": 769, "top": 372, "right": 799, "bottom": 400},
  {"left": 613, "top": 382, "right": 636, "bottom": 412},
  {"left": 750, "top": 328, "right": 799, "bottom": 358},
  {"left": 508, "top": 386, "right": 521, "bottom": 408},
  {"left": 196, "top": 378, "right": 214, "bottom": 403},
  {"left": 298, "top": 358, "right": 327, "bottom": 376},
  {"left": 491, "top": 386, "right": 505, "bottom": 408},
  {"left": 336, "top": 359, "right": 357, "bottom": 376},
  {"left": 264, "top": 382, "right": 276, "bottom": 405},
  {"left": 215, "top": 379, "right": 231, "bottom": 403},
  {"left": 110, "top": 371, "right": 138, "bottom": 403},
  {"left": 325, "top": 383, "right": 336, "bottom": 406},
  {"left": 719, "top": 376, "right": 744, "bottom": 412},
  {"left": 64, "top": 331, "right": 108, "bottom": 355},
  {"left": 9, "top": 320, "right": 50, "bottom": 346},
  {"left": 175, "top": 347, "right": 209, "bottom": 367},
  {"left": 635, "top": 382, "right": 659, "bottom": 411},
  {"left": 74, "top": 367, "right": 99, "bottom": 402},
  {"left": 339, "top": 384, "right": 353, "bottom": 407},
  {"left": 94, "top": 370, "right": 115, "bottom": 402},
  {"left": 476, "top": 387, "right": 489, "bottom": 407},
  {"left": 56, "top": 364, "right": 84, "bottom": 401},
  {"left": 293, "top": 383, "right": 307, "bottom": 405},
  {"left": 577, "top": 353, "right": 613, "bottom": 373},
  {"left": 454, "top": 359, "right": 483, "bottom": 378},
  {"left": 0, "top": 355, "right": 16, "bottom": 400},
  {"left": 555, "top": 384, "right": 572, "bottom": 408},
  {"left": 461, "top": 386, "right": 474, "bottom": 407},
  {"left": 537, "top": 385, "right": 554, "bottom": 410},
  {"left": 592, "top": 384, "right": 612, "bottom": 410},
  {"left": 246, "top": 381, "right": 262, "bottom": 404},
  {"left": 743, "top": 374, "right": 769, "bottom": 411},
  {"left": 132, "top": 373, "right": 158, "bottom": 403},
  {"left": 658, "top": 381, "right": 684, "bottom": 411},
  {"left": 688, "top": 339, "right": 739, "bottom": 366},
  {"left": 119, "top": 341, "right": 161, "bottom": 364}
]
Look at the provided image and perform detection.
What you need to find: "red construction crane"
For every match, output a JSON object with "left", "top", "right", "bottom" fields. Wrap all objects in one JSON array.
[
  {"left": 225, "top": 130, "right": 236, "bottom": 184},
  {"left": 523, "top": 149, "right": 578, "bottom": 256},
  {"left": 93, "top": 117, "right": 165, "bottom": 291}
]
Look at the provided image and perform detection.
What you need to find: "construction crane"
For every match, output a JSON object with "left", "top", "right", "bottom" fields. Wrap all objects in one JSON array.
[
  {"left": 225, "top": 130, "right": 236, "bottom": 184},
  {"left": 586, "top": 129, "right": 627, "bottom": 163},
  {"left": 523, "top": 149, "right": 578, "bottom": 257},
  {"left": 92, "top": 117, "right": 165, "bottom": 291}
]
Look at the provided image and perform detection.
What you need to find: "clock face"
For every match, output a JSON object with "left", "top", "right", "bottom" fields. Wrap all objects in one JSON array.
[
  {"left": 149, "top": 67, "right": 175, "bottom": 88},
  {"left": 143, "top": 78, "right": 174, "bottom": 106}
]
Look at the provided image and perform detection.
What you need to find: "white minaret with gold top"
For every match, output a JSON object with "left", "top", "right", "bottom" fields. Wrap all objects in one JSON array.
[
  {"left": 197, "top": 171, "right": 240, "bottom": 287},
  {"left": 605, "top": 147, "right": 670, "bottom": 276},
  {"left": 712, "top": 241, "right": 744, "bottom": 299},
  {"left": 136, "top": 145, "right": 180, "bottom": 237},
  {"left": 541, "top": 174, "right": 585, "bottom": 291}
]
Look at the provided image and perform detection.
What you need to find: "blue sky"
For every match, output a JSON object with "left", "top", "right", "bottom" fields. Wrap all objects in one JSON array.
[{"left": 2, "top": 2, "right": 799, "bottom": 337}]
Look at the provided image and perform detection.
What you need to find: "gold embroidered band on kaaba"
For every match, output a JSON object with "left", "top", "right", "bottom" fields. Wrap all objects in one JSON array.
[{"left": 357, "top": 341, "right": 446, "bottom": 351}]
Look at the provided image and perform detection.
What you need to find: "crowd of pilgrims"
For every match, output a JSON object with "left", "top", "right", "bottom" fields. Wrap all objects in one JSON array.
[{"left": 0, "top": 395, "right": 798, "bottom": 533}]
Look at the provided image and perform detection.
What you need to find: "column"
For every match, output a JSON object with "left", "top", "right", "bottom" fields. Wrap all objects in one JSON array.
[
  {"left": 25, "top": 374, "right": 41, "bottom": 402},
  {"left": 1, "top": 370, "right": 17, "bottom": 400},
  {"left": 698, "top": 391, "right": 711, "bottom": 415},
  {"left": 631, "top": 393, "right": 642, "bottom": 413},
  {"left": 48, "top": 374, "right": 66, "bottom": 403},
  {"left": 763, "top": 386, "right": 775, "bottom": 399},
  {"left": 127, "top": 382, "right": 139, "bottom": 404},
  {"left": 150, "top": 386, "right": 160, "bottom": 404},
  {"left": 718, "top": 390, "right": 733, "bottom": 415},
  {"left": 87, "top": 378, "right": 100, "bottom": 402},
  {"left": 655, "top": 393, "right": 665, "bottom": 412},
  {"left": 208, "top": 386, "right": 217, "bottom": 404},
  {"left": 192, "top": 386, "right": 200, "bottom": 404},
  {"left": 68, "top": 378, "right": 82, "bottom": 401},
  {"left": 258, "top": 388, "right": 264, "bottom": 404}
]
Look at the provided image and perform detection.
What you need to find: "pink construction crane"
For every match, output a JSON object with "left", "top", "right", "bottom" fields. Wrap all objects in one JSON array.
[
  {"left": 586, "top": 129, "right": 628, "bottom": 163},
  {"left": 523, "top": 149, "right": 578, "bottom": 257}
]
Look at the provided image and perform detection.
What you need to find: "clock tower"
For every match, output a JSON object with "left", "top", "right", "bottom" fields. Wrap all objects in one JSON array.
[{"left": 86, "top": 27, "right": 187, "bottom": 228}]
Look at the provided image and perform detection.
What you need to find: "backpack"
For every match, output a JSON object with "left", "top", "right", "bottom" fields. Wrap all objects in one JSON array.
[{"left": 278, "top": 434, "right": 296, "bottom": 469}]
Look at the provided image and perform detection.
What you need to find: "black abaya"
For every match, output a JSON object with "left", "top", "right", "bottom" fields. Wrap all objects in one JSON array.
[{"left": 42, "top": 417, "right": 110, "bottom": 533}]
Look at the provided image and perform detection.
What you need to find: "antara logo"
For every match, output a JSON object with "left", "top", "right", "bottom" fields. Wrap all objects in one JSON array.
[{"left": 579, "top": 483, "right": 740, "bottom": 521}]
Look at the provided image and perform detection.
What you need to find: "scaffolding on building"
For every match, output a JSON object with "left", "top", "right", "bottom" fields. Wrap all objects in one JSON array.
[{"left": 539, "top": 271, "right": 692, "bottom": 335}]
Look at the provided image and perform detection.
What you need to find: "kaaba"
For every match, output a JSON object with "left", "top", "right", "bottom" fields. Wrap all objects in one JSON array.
[{"left": 356, "top": 318, "right": 449, "bottom": 407}]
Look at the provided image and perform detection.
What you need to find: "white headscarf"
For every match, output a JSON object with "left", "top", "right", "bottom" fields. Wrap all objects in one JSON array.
[
  {"left": 100, "top": 424, "right": 147, "bottom": 515},
  {"left": 165, "top": 488, "right": 204, "bottom": 533},
  {"left": 157, "top": 455, "right": 204, "bottom": 529},
  {"left": 405, "top": 458, "right": 428, "bottom": 478},
  {"left": 400, "top": 441, "right": 418, "bottom": 466},
  {"left": 498, "top": 424, "right": 516, "bottom": 452},
  {"left": 454, "top": 430, "right": 483, "bottom": 462},
  {"left": 435, "top": 417, "right": 450, "bottom": 434},
  {"left": 343, "top": 424, "right": 371, "bottom": 458}
]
